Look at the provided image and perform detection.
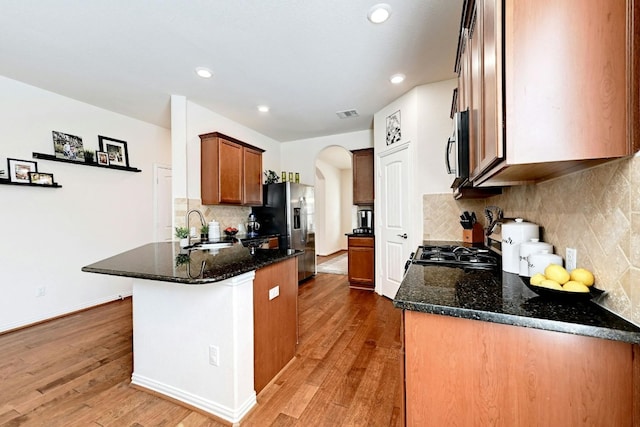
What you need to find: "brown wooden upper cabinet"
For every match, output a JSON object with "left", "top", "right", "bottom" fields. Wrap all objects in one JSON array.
[
  {"left": 351, "top": 148, "right": 374, "bottom": 205},
  {"left": 200, "top": 132, "right": 264, "bottom": 206},
  {"left": 456, "top": 0, "right": 639, "bottom": 188}
]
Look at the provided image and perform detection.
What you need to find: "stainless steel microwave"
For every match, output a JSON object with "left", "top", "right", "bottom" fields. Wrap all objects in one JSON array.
[{"left": 446, "top": 109, "right": 470, "bottom": 187}]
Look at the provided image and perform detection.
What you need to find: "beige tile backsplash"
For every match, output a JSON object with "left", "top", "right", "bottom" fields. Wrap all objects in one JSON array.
[
  {"left": 423, "top": 156, "right": 640, "bottom": 325},
  {"left": 174, "top": 198, "right": 251, "bottom": 232}
]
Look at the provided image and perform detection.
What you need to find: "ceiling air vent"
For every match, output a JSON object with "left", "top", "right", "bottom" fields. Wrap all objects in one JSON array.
[{"left": 336, "top": 109, "right": 359, "bottom": 119}]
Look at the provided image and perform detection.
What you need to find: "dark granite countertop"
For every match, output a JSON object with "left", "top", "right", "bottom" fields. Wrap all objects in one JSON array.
[
  {"left": 82, "top": 241, "right": 302, "bottom": 284},
  {"left": 394, "top": 242, "right": 640, "bottom": 344}
]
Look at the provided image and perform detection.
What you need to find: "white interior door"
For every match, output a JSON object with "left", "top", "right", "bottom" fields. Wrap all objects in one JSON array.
[
  {"left": 154, "top": 164, "right": 173, "bottom": 242},
  {"left": 378, "top": 145, "right": 410, "bottom": 299}
]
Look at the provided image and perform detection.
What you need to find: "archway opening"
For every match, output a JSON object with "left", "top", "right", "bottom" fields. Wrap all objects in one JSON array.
[{"left": 314, "top": 146, "right": 354, "bottom": 256}]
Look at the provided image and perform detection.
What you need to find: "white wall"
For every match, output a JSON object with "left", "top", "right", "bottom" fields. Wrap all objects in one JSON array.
[
  {"left": 416, "top": 80, "right": 458, "bottom": 194},
  {"left": 315, "top": 159, "right": 350, "bottom": 255},
  {"left": 314, "top": 167, "right": 327, "bottom": 254},
  {"left": 281, "top": 130, "right": 372, "bottom": 186},
  {"left": 181, "top": 100, "right": 282, "bottom": 200},
  {"left": 374, "top": 88, "right": 420, "bottom": 248},
  {"left": 340, "top": 168, "right": 353, "bottom": 239},
  {"left": 0, "top": 75, "right": 171, "bottom": 333},
  {"left": 373, "top": 80, "right": 456, "bottom": 248},
  {"left": 283, "top": 132, "right": 369, "bottom": 255}
]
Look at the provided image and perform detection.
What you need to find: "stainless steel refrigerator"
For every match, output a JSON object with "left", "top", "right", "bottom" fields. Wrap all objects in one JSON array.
[{"left": 252, "top": 182, "right": 315, "bottom": 282}]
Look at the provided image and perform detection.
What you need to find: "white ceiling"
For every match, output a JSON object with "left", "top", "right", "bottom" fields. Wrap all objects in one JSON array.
[{"left": 0, "top": 0, "right": 462, "bottom": 142}]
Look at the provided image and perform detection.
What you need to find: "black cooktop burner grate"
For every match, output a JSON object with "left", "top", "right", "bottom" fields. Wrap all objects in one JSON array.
[{"left": 413, "top": 245, "right": 498, "bottom": 271}]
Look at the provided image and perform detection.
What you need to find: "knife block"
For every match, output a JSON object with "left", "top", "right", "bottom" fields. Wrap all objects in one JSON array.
[{"left": 463, "top": 223, "right": 484, "bottom": 243}]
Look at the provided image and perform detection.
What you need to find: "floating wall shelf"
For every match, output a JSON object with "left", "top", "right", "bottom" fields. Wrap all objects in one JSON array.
[
  {"left": 32, "top": 152, "right": 142, "bottom": 173},
  {"left": 0, "top": 177, "right": 62, "bottom": 188}
]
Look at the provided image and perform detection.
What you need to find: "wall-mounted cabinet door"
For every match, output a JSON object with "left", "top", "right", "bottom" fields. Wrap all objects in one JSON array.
[
  {"left": 458, "top": 30, "right": 472, "bottom": 115},
  {"left": 243, "top": 146, "right": 263, "bottom": 206},
  {"left": 468, "top": 0, "right": 638, "bottom": 186},
  {"left": 200, "top": 132, "right": 264, "bottom": 205},
  {"left": 218, "top": 138, "right": 243, "bottom": 204},
  {"left": 468, "top": 5, "right": 483, "bottom": 177},
  {"left": 352, "top": 148, "right": 374, "bottom": 205},
  {"left": 479, "top": 0, "right": 504, "bottom": 174}
]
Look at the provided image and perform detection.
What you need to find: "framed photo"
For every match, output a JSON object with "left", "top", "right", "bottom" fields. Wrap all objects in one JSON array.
[
  {"left": 7, "top": 158, "right": 37, "bottom": 183},
  {"left": 53, "top": 131, "right": 85, "bottom": 161},
  {"left": 29, "top": 172, "right": 54, "bottom": 186},
  {"left": 386, "top": 110, "right": 401, "bottom": 145},
  {"left": 96, "top": 151, "right": 110, "bottom": 166},
  {"left": 98, "top": 135, "right": 129, "bottom": 167}
]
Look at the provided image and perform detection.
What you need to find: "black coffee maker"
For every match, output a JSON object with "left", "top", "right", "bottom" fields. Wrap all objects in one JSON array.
[
  {"left": 247, "top": 213, "right": 261, "bottom": 237},
  {"left": 354, "top": 209, "right": 373, "bottom": 234}
]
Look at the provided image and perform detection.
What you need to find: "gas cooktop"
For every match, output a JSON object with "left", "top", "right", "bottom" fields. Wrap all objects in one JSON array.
[{"left": 412, "top": 244, "right": 499, "bottom": 272}]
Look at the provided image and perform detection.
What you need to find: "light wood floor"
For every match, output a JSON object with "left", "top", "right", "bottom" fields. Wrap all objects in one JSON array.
[
  {"left": 0, "top": 273, "right": 403, "bottom": 426},
  {"left": 316, "top": 250, "right": 348, "bottom": 265}
]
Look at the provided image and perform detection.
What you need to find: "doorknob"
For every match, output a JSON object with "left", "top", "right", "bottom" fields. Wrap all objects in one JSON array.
[{"left": 397, "top": 233, "right": 407, "bottom": 239}]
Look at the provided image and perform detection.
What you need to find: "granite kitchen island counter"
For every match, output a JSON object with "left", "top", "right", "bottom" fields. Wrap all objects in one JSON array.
[
  {"left": 82, "top": 241, "right": 301, "bottom": 424},
  {"left": 82, "top": 241, "right": 301, "bottom": 284},
  {"left": 395, "top": 262, "right": 640, "bottom": 344}
]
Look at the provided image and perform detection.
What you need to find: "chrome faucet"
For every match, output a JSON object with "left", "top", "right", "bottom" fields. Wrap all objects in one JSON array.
[{"left": 186, "top": 209, "right": 206, "bottom": 245}]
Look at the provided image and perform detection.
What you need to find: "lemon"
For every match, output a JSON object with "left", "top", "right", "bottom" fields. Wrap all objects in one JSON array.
[
  {"left": 544, "top": 264, "right": 570, "bottom": 285},
  {"left": 570, "top": 268, "right": 595, "bottom": 287},
  {"left": 563, "top": 281, "right": 590, "bottom": 293},
  {"left": 539, "top": 279, "right": 563, "bottom": 290},
  {"left": 529, "top": 273, "right": 546, "bottom": 285}
]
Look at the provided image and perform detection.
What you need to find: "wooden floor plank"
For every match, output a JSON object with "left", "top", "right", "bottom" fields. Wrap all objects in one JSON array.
[{"left": 0, "top": 273, "right": 402, "bottom": 426}]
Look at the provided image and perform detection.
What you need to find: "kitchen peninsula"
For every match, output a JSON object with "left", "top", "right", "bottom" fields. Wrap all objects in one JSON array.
[
  {"left": 394, "top": 241, "right": 640, "bottom": 426},
  {"left": 82, "top": 241, "right": 301, "bottom": 424}
]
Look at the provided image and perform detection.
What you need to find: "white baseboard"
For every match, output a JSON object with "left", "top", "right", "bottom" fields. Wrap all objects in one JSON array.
[{"left": 131, "top": 373, "right": 257, "bottom": 424}]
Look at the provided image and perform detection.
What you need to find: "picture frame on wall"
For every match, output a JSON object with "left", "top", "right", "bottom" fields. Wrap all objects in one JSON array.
[
  {"left": 96, "top": 151, "right": 110, "bottom": 166},
  {"left": 28, "top": 172, "right": 54, "bottom": 186},
  {"left": 52, "top": 130, "right": 85, "bottom": 161},
  {"left": 386, "top": 110, "right": 401, "bottom": 145},
  {"left": 98, "top": 135, "right": 129, "bottom": 167},
  {"left": 7, "top": 158, "right": 37, "bottom": 183}
]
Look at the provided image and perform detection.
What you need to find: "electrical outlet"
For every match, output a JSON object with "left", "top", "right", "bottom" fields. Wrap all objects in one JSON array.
[
  {"left": 566, "top": 248, "right": 577, "bottom": 271},
  {"left": 269, "top": 285, "right": 280, "bottom": 300},
  {"left": 209, "top": 345, "right": 219, "bottom": 366},
  {"left": 36, "top": 286, "right": 46, "bottom": 297}
]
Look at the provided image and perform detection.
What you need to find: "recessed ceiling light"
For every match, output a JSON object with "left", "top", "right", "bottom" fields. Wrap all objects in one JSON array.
[
  {"left": 195, "top": 67, "right": 213, "bottom": 79},
  {"left": 390, "top": 73, "right": 406, "bottom": 84},
  {"left": 257, "top": 105, "right": 270, "bottom": 113},
  {"left": 368, "top": 4, "right": 392, "bottom": 24}
]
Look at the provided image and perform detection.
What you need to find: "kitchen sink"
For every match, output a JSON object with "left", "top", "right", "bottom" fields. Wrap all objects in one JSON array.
[{"left": 186, "top": 241, "right": 233, "bottom": 251}]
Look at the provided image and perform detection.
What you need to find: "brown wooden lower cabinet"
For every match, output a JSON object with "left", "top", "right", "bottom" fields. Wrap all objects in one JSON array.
[
  {"left": 253, "top": 257, "right": 298, "bottom": 393},
  {"left": 403, "top": 310, "right": 639, "bottom": 426},
  {"left": 348, "top": 236, "right": 374, "bottom": 290}
]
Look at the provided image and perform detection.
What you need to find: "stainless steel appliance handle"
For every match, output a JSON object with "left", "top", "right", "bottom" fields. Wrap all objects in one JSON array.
[
  {"left": 445, "top": 137, "right": 455, "bottom": 175},
  {"left": 300, "top": 196, "right": 306, "bottom": 243},
  {"left": 397, "top": 233, "right": 407, "bottom": 239}
]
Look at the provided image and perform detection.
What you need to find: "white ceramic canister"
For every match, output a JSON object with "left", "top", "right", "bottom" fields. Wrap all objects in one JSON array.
[
  {"left": 208, "top": 220, "right": 221, "bottom": 240},
  {"left": 519, "top": 239, "right": 553, "bottom": 276},
  {"left": 528, "top": 250, "right": 563, "bottom": 276},
  {"left": 501, "top": 218, "right": 539, "bottom": 273}
]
